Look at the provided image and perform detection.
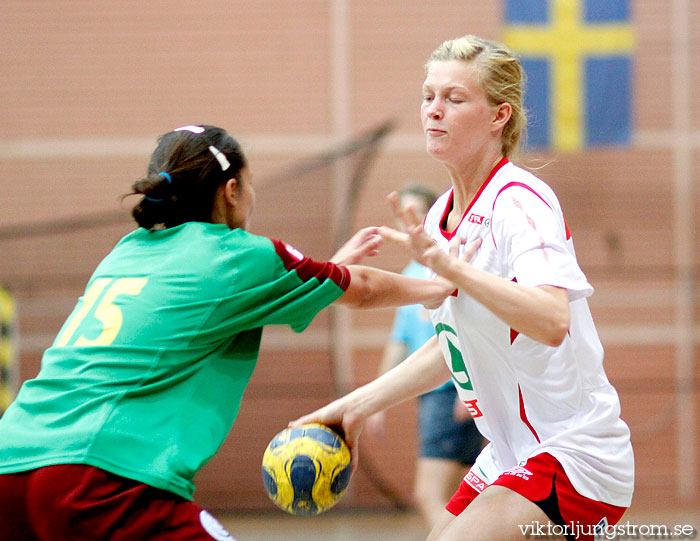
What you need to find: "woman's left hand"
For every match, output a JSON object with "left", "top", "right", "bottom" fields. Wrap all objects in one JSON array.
[{"left": 330, "top": 226, "right": 383, "bottom": 265}]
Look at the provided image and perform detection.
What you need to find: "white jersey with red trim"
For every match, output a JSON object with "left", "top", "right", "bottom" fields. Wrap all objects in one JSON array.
[{"left": 426, "top": 159, "right": 634, "bottom": 506}]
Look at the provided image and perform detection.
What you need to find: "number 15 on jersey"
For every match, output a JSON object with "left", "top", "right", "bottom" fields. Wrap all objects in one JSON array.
[{"left": 55, "top": 277, "right": 147, "bottom": 348}]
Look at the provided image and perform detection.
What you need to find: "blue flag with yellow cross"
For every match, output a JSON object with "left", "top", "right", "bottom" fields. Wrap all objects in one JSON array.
[{"left": 503, "top": 0, "right": 634, "bottom": 151}]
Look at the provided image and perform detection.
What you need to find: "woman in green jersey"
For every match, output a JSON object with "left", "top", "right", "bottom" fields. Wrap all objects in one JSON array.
[{"left": 0, "top": 125, "right": 454, "bottom": 541}]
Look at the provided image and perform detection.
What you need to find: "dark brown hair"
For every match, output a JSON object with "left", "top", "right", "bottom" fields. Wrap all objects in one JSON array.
[{"left": 130, "top": 125, "right": 247, "bottom": 229}]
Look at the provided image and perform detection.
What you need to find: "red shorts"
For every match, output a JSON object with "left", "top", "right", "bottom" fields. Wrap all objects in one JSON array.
[
  {"left": 446, "top": 453, "right": 627, "bottom": 541},
  {"left": 0, "top": 464, "right": 235, "bottom": 541}
]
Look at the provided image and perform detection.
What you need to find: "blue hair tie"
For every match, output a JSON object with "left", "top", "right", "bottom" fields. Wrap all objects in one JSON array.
[{"left": 144, "top": 171, "right": 172, "bottom": 202}]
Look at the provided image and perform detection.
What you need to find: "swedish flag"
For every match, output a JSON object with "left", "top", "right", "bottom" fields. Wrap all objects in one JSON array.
[{"left": 503, "top": 0, "right": 634, "bottom": 151}]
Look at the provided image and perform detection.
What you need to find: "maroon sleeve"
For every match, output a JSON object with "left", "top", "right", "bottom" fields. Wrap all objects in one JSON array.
[{"left": 270, "top": 239, "right": 351, "bottom": 291}]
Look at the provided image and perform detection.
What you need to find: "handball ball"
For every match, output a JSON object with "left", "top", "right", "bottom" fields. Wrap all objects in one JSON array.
[{"left": 261, "top": 423, "right": 353, "bottom": 515}]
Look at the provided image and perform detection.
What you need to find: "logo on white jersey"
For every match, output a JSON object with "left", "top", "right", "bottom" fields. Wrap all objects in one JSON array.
[
  {"left": 435, "top": 323, "right": 473, "bottom": 391},
  {"left": 467, "top": 213, "right": 491, "bottom": 228},
  {"left": 462, "top": 399, "right": 483, "bottom": 418}
]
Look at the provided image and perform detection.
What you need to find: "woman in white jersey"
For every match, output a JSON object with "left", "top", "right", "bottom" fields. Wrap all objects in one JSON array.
[{"left": 291, "top": 35, "right": 634, "bottom": 541}]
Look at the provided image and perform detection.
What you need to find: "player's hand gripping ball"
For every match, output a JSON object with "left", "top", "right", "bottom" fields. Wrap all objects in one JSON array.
[{"left": 261, "top": 423, "right": 353, "bottom": 515}]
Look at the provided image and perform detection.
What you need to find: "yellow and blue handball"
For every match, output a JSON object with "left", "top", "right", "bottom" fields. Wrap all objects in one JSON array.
[{"left": 261, "top": 423, "right": 352, "bottom": 515}]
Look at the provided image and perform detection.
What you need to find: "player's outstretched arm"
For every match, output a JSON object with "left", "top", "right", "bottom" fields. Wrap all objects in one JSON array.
[
  {"left": 335, "top": 266, "right": 453, "bottom": 310},
  {"left": 428, "top": 258, "right": 569, "bottom": 347},
  {"left": 387, "top": 191, "right": 570, "bottom": 347},
  {"left": 289, "top": 336, "right": 448, "bottom": 468},
  {"left": 364, "top": 340, "right": 408, "bottom": 439},
  {"left": 328, "top": 225, "right": 453, "bottom": 310}
]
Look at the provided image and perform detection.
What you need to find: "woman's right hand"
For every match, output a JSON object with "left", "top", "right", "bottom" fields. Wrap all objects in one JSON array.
[
  {"left": 289, "top": 398, "right": 365, "bottom": 471},
  {"left": 364, "top": 410, "right": 387, "bottom": 439},
  {"left": 385, "top": 191, "right": 481, "bottom": 279}
]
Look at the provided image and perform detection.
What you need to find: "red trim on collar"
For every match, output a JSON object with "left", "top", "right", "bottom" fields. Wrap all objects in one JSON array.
[{"left": 439, "top": 157, "right": 509, "bottom": 240}]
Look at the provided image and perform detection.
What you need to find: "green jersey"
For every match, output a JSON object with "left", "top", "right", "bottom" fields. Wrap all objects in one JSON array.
[{"left": 0, "top": 223, "right": 349, "bottom": 499}]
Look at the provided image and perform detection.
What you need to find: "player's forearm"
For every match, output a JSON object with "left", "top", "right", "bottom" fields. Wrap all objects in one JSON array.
[
  {"left": 339, "top": 265, "right": 448, "bottom": 309},
  {"left": 376, "top": 341, "right": 406, "bottom": 377},
  {"left": 438, "top": 258, "right": 570, "bottom": 347},
  {"left": 348, "top": 336, "right": 447, "bottom": 418}
]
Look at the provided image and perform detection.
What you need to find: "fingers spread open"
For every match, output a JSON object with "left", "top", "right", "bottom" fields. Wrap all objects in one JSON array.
[
  {"left": 462, "top": 237, "right": 483, "bottom": 261},
  {"left": 377, "top": 225, "right": 409, "bottom": 247},
  {"left": 387, "top": 191, "right": 421, "bottom": 230},
  {"left": 447, "top": 235, "right": 465, "bottom": 258}
]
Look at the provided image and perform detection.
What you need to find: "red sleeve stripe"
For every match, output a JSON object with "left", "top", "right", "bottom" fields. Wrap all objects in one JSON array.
[{"left": 271, "top": 239, "right": 351, "bottom": 291}]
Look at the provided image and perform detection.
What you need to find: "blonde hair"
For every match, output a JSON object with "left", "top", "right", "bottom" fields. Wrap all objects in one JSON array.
[{"left": 427, "top": 35, "right": 527, "bottom": 160}]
